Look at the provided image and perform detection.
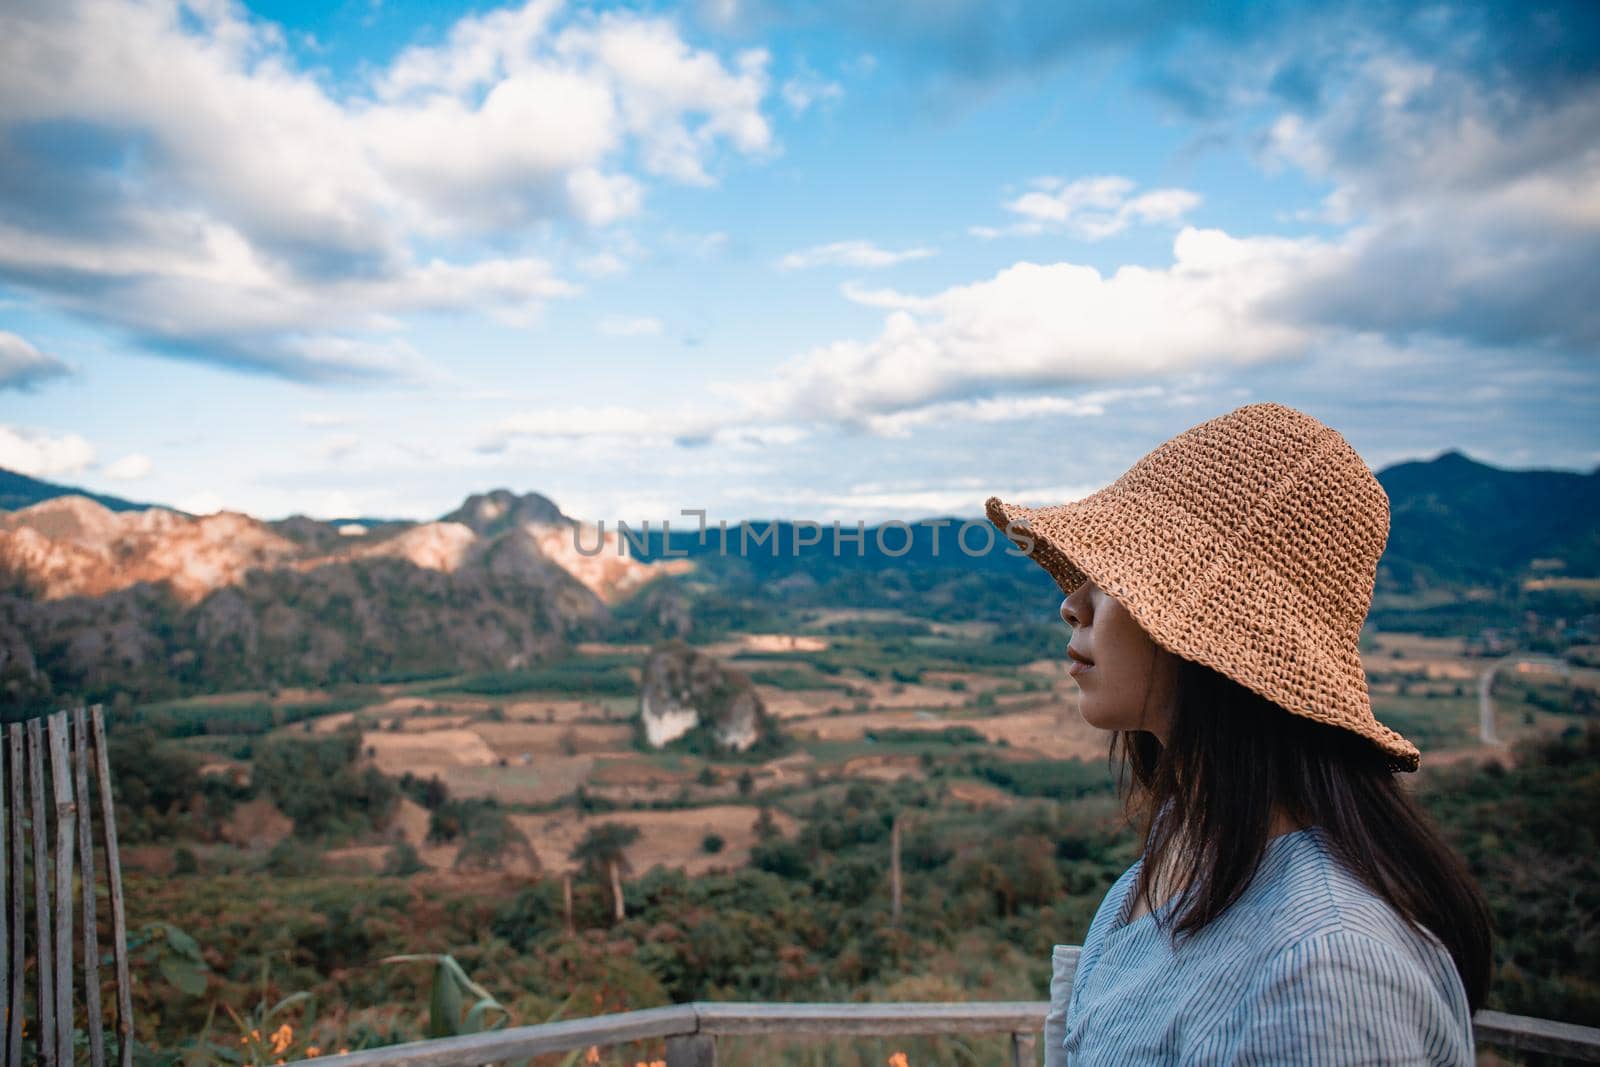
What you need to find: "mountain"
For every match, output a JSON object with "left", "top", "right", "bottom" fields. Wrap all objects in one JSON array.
[
  {"left": 1377, "top": 450, "right": 1600, "bottom": 590},
  {"left": 0, "top": 467, "right": 171, "bottom": 514},
  {"left": 441, "top": 488, "right": 571, "bottom": 535},
  {"left": 0, "top": 489, "right": 693, "bottom": 712},
  {"left": 1, "top": 450, "right": 1594, "bottom": 713}
]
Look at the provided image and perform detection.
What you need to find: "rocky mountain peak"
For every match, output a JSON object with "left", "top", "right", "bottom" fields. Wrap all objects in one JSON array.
[{"left": 440, "top": 489, "right": 570, "bottom": 536}]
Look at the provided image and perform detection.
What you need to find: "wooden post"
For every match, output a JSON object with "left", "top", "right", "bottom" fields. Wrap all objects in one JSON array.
[
  {"left": 48, "top": 711, "right": 76, "bottom": 1066},
  {"left": 562, "top": 874, "right": 574, "bottom": 935},
  {"left": 890, "top": 813, "right": 902, "bottom": 927},
  {"left": 609, "top": 860, "right": 625, "bottom": 922},
  {"left": 75, "top": 707, "right": 106, "bottom": 1067},
  {"left": 1010, "top": 1030, "right": 1036, "bottom": 1067},
  {"left": 88, "top": 707, "right": 132, "bottom": 1067},
  {"left": 7, "top": 725, "right": 23, "bottom": 1067},
  {"left": 664, "top": 1034, "right": 715, "bottom": 1067},
  {"left": 27, "top": 717, "right": 55, "bottom": 1067}
]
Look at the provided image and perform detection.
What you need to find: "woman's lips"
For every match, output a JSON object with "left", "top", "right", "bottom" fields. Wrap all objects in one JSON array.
[{"left": 1068, "top": 661, "right": 1094, "bottom": 677}]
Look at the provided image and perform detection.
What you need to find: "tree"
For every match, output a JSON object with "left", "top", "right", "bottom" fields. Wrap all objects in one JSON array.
[{"left": 571, "top": 823, "right": 641, "bottom": 921}]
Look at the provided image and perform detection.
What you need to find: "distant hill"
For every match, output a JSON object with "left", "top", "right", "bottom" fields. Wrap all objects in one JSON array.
[
  {"left": 1377, "top": 450, "right": 1600, "bottom": 590},
  {"left": 2, "top": 449, "right": 1595, "bottom": 712},
  {"left": 0, "top": 467, "right": 172, "bottom": 514},
  {"left": 0, "top": 489, "right": 688, "bottom": 713}
]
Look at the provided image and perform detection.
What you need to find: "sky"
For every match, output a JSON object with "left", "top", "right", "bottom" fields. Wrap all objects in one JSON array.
[{"left": 1, "top": 0, "right": 1597, "bottom": 525}]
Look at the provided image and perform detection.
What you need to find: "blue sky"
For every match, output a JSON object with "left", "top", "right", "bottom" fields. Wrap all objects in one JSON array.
[{"left": 1, "top": 0, "right": 1596, "bottom": 524}]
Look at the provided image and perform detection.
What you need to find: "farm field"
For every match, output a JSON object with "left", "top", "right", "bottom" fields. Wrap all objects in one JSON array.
[
  {"left": 97, "top": 612, "right": 1600, "bottom": 1055},
  {"left": 129, "top": 617, "right": 1590, "bottom": 888}
]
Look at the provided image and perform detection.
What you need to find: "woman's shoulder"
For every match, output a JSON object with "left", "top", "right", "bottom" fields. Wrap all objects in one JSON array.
[
  {"left": 1187, "top": 827, "right": 1475, "bottom": 1063},
  {"left": 1232, "top": 827, "right": 1457, "bottom": 973}
]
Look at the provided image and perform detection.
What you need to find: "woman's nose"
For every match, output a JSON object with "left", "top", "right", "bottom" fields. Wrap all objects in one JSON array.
[{"left": 1061, "top": 585, "right": 1091, "bottom": 627}]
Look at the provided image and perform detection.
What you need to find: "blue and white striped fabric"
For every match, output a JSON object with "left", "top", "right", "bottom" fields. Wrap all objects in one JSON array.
[{"left": 1057, "top": 825, "right": 1474, "bottom": 1065}]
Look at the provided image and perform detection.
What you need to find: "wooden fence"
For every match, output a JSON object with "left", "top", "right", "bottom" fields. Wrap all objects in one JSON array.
[{"left": 1, "top": 704, "right": 132, "bottom": 1067}]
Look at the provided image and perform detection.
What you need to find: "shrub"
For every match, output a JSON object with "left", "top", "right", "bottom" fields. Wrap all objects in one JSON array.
[{"left": 381, "top": 840, "right": 429, "bottom": 876}]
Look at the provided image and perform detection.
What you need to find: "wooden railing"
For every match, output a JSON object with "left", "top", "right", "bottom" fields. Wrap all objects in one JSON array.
[
  {"left": 303, "top": 944, "right": 1600, "bottom": 1066},
  {"left": 298, "top": 1002, "right": 1047, "bottom": 1067}
]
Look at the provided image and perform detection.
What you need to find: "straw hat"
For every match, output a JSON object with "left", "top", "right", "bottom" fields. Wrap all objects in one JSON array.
[{"left": 984, "top": 401, "right": 1420, "bottom": 772}]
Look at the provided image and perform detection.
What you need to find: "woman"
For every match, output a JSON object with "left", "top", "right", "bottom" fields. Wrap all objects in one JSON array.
[{"left": 984, "top": 401, "right": 1491, "bottom": 1065}]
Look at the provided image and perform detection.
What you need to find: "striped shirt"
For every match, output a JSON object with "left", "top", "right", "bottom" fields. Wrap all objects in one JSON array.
[{"left": 1058, "top": 825, "right": 1474, "bottom": 1065}]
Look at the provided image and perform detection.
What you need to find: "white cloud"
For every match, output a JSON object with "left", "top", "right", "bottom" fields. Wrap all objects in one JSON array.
[
  {"left": 175, "top": 490, "right": 227, "bottom": 517},
  {"left": 781, "top": 70, "right": 844, "bottom": 113},
  {"left": 0, "top": 331, "right": 72, "bottom": 391},
  {"left": 719, "top": 478, "right": 1107, "bottom": 523},
  {"left": 481, "top": 216, "right": 1319, "bottom": 451},
  {"left": 484, "top": 403, "right": 725, "bottom": 447},
  {"left": 0, "top": 0, "right": 773, "bottom": 381},
  {"left": 972, "top": 176, "right": 1202, "bottom": 240},
  {"left": 480, "top": 400, "right": 816, "bottom": 452},
  {"left": 839, "top": 281, "right": 936, "bottom": 310},
  {"left": 577, "top": 251, "right": 629, "bottom": 277},
  {"left": 854, "top": 384, "right": 1171, "bottom": 438},
  {"left": 318, "top": 434, "right": 362, "bottom": 462},
  {"left": 778, "top": 240, "right": 938, "bottom": 270},
  {"left": 597, "top": 315, "right": 665, "bottom": 337},
  {"left": 723, "top": 227, "right": 1325, "bottom": 429},
  {"left": 0, "top": 425, "right": 96, "bottom": 478},
  {"left": 296, "top": 412, "right": 353, "bottom": 429},
  {"left": 484, "top": 223, "right": 1334, "bottom": 449},
  {"left": 101, "top": 453, "right": 153, "bottom": 480},
  {"left": 1253, "top": 53, "right": 1600, "bottom": 350}
]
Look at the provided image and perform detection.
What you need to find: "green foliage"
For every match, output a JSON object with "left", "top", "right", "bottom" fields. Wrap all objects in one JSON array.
[
  {"left": 381, "top": 840, "right": 429, "bottom": 876},
  {"left": 263, "top": 838, "right": 324, "bottom": 877},
  {"left": 122, "top": 713, "right": 1600, "bottom": 1055},
  {"left": 123, "top": 697, "right": 366, "bottom": 739},
  {"left": 108, "top": 726, "right": 208, "bottom": 843},
  {"left": 1418, "top": 722, "right": 1600, "bottom": 1025},
  {"left": 960, "top": 756, "right": 1117, "bottom": 801},
  {"left": 397, "top": 771, "right": 450, "bottom": 809},
  {"left": 253, "top": 728, "right": 399, "bottom": 841},
  {"left": 428, "top": 795, "right": 498, "bottom": 842},
  {"left": 571, "top": 822, "right": 641, "bottom": 876},
  {"left": 180, "top": 956, "right": 320, "bottom": 1066},
  {"left": 381, "top": 954, "right": 515, "bottom": 1040},
  {"left": 453, "top": 657, "right": 637, "bottom": 697},
  {"left": 865, "top": 725, "right": 985, "bottom": 746},
  {"left": 742, "top": 666, "right": 855, "bottom": 691},
  {"left": 128, "top": 921, "right": 212, "bottom": 998},
  {"left": 455, "top": 808, "right": 535, "bottom": 873}
]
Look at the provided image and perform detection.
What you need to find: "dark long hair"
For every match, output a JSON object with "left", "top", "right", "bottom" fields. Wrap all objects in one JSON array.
[{"left": 1113, "top": 653, "right": 1494, "bottom": 1012}]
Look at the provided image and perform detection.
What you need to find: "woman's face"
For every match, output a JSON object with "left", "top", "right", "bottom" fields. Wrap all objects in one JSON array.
[{"left": 1060, "top": 577, "right": 1177, "bottom": 743}]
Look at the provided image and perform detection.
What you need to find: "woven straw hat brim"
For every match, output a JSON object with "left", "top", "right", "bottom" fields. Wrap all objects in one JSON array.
[{"left": 984, "top": 427, "right": 1421, "bottom": 774}]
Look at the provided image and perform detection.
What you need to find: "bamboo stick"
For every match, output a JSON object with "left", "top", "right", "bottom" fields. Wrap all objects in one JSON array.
[
  {"left": 87, "top": 708, "right": 131, "bottom": 1067},
  {"left": 27, "top": 717, "right": 54, "bottom": 1067},
  {"left": 890, "top": 813, "right": 902, "bottom": 928},
  {"left": 7, "top": 725, "right": 23, "bottom": 1067},
  {"left": 48, "top": 711, "right": 76, "bottom": 1066},
  {"left": 75, "top": 707, "right": 105, "bottom": 1067}
]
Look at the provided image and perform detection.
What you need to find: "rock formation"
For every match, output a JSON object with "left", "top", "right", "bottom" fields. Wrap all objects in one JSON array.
[{"left": 637, "top": 639, "right": 777, "bottom": 755}]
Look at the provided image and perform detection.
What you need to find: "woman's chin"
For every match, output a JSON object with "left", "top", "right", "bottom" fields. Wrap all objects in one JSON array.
[
  {"left": 1076, "top": 703, "right": 1114, "bottom": 732},
  {"left": 1077, "top": 701, "right": 1135, "bottom": 734}
]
